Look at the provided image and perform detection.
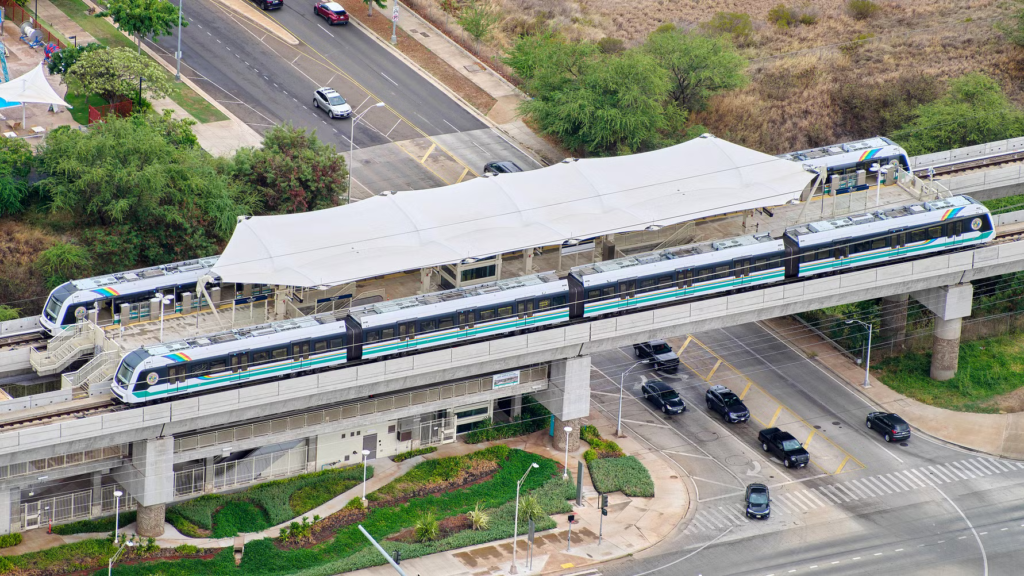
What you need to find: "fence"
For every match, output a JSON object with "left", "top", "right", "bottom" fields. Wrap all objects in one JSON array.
[
  {"left": 0, "top": 444, "right": 128, "bottom": 480},
  {"left": 0, "top": 0, "right": 65, "bottom": 49},
  {"left": 17, "top": 484, "right": 135, "bottom": 531},
  {"left": 173, "top": 446, "right": 309, "bottom": 497},
  {"left": 88, "top": 101, "right": 133, "bottom": 124}
]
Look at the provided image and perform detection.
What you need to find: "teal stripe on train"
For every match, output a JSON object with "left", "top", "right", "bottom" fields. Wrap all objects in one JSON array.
[{"left": 586, "top": 270, "right": 786, "bottom": 315}]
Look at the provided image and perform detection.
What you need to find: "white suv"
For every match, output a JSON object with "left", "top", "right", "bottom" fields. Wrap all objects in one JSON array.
[{"left": 313, "top": 88, "right": 352, "bottom": 119}]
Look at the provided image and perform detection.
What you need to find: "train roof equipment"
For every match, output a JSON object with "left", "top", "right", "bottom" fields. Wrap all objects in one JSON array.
[{"left": 777, "top": 137, "right": 907, "bottom": 173}]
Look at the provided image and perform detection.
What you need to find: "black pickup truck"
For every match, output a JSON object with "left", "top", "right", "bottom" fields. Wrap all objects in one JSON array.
[{"left": 758, "top": 428, "right": 810, "bottom": 468}]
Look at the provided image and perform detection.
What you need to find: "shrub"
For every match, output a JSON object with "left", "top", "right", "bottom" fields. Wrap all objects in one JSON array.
[
  {"left": 767, "top": 4, "right": 798, "bottom": 28},
  {"left": 580, "top": 425, "right": 600, "bottom": 444},
  {"left": 35, "top": 242, "right": 92, "bottom": 289},
  {"left": 343, "top": 497, "right": 366, "bottom": 511},
  {"left": 847, "top": 0, "right": 879, "bottom": 20},
  {"left": 516, "top": 495, "right": 545, "bottom": 527},
  {"left": 468, "top": 502, "right": 490, "bottom": 531},
  {"left": 0, "top": 532, "right": 21, "bottom": 548},
  {"left": 464, "top": 395, "right": 552, "bottom": 443},
  {"left": 469, "top": 444, "right": 511, "bottom": 463},
  {"left": 0, "top": 306, "right": 18, "bottom": 322},
  {"left": 281, "top": 516, "right": 313, "bottom": 542},
  {"left": 211, "top": 501, "right": 270, "bottom": 538},
  {"left": 582, "top": 449, "right": 599, "bottom": 463},
  {"left": 588, "top": 456, "right": 655, "bottom": 497},
  {"left": 431, "top": 456, "right": 470, "bottom": 482},
  {"left": 392, "top": 446, "right": 437, "bottom": 463},
  {"left": 798, "top": 12, "right": 818, "bottom": 25},
  {"left": 51, "top": 512, "right": 136, "bottom": 535},
  {"left": 597, "top": 37, "right": 624, "bottom": 54},
  {"left": 700, "top": 12, "right": 753, "bottom": 45},
  {"left": 175, "top": 544, "right": 199, "bottom": 555},
  {"left": 414, "top": 512, "right": 440, "bottom": 542}
]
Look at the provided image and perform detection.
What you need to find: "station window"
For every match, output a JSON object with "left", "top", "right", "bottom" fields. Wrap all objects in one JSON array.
[{"left": 461, "top": 265, "right": 496, "bottom": 282}]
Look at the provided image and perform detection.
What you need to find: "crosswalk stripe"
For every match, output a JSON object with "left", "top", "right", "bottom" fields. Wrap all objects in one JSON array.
[
  {"left": 910, "top": 468, "right": 936, "bottom": 486},
  {"left": 949, "top": 462, "right": 975, "bottom": 479},
  {"left": 801, "top": 489, "right": 828, "bottom": 507},
  {"left": 934, "top": 464, "right": 963, "bottom": 481},
  {"left": 791, "top": 491, "right": 821, "bottom": 508},
  {"left": 862, "top": 476, "right": 892, "bottom": 494},
  {"left": 986, "top": 458, "right": 1012, "bottom": 472},
  {"left": 814, "top": 486, "right": 842, "bottom": 504},
  {"left": 722, "top": 506, "right": 749, "bottom": 523},
  {"left": 885, "top": 473, "right": 913, "bottom": 490},
  {"left": 973, "top": 458, "right": 1002, "bottom": 474},
  {"left": 960, "top": 460, "right": 988, "bottom": 476},
  {"left": 847, "top": 479, "right": 878, "bottom": 498},
  {"left": 833, "top": 483, "right": 859, "bottom": 501},
  {"left": 928, "top": 465, "right": 956, "bottom": 483},
  {"left": 698, "top": 512, "right": 726, "bottom": 529},
  {"left": 786, "top": 493, "right": 812, "bottom": 511},
  {"left": 705, "top": 510, "right": 732, "bottom": 528},
  {"left": 900, "top": 470, "right": 927, "bottom": 489},
  {"left": 845, "top": 480, "right": 873, "bottom": 498},
  {"left": 692, "top": 515, "right": 713, "bottom": 531},
  {"left": 825, "top": 485, "right": 851, "bottom": 502},
  {"left": 876, "top": 475, "right": 903, "bottom": 492}
]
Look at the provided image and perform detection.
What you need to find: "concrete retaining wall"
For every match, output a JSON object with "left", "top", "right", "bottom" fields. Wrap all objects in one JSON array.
[
  {"left": 0, "top": 317, "right": 40, "bottom": 337},
  {"left": 910, "top": 137, "right": 1024, "bottom": 169},
  {"left": 0, "top": 348, "right": 31, "bottom": 377},
  {"left": 0, "top": 389, "right": 73, "bottom": 413}
]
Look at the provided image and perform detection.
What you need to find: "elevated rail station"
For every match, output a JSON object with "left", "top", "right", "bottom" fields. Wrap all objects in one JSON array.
[{"left": 1, "top": 136, "right": 1024, "bottom": 536}]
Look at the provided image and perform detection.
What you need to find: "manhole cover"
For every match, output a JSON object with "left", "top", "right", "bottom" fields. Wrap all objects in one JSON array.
[
  {"left": 813, "top": 425, "right": 822, "bottom": 429},
  {"left": 409, "top": 28, "right": 419, "bottom": 33},
  {"left": 725, "top": 455, "right": 751, "bottom": 466},
  {"left": 900, "top": 442, "right": 909, "bottom": 447},
  {"left": 832, "top": 421, "right": 841, "bottom": 426},
  {"left": 696, "top": 431, "right": 719, "bottom": 442},
  {"left": 464, "top": 63, "right": 483, "bottom": 73},
  {"left": 670, "top": 475, "right": 678, "bottom": 479},
  {"left": 420, "top": 32, "right": 430, "bottom": 37}
]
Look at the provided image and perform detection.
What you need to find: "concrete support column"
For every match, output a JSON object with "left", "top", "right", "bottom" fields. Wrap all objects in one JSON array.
[
  {"left": 204, "top": 456, "right": 216, "bottom": 492},
  {"left": 0, "top": 488, "right": 12, "bottom": 535},
  {"left": 306, "top": 436, "right": 318, "bottom": 472},
  {"left": 136, "top": 504, "right": 166, "bottom": 537},
  {"left": 273, "top": 286, "right": 288, "bottom": 320},
  {"left": 536, "top": 356, "right": 591, "bottom": 425},
  {"left": 91, "top": 471, "right": 103, "bottom": 517},
  {"left": 115, "top": 437, "right": 174, "bottom": 537},
  {"left": 912, "top": 283, "right": 973, "bottom": 383},
  {"left": 523, "top": 249, "right": 534, "bottom": 275},
  {"left": 419, "top": 268, "right": 433, "bottom": 294},
  {"left": 511, "top": 394, "right": 522, "bottom": 419},
  {"left": 931, "top": 317, "right": 963, "bottom": 381},
  {"left": 552, "top": 417, "right": 581, "bottom": 452},
  {"left": 881, "top": 293, "right": 909, "bottom": 352}
]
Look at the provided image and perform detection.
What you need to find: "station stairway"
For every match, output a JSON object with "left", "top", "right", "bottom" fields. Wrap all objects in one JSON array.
[
  {"left": 30, "top": 323, "right": 104, "bottom": 376},
  {"left": 61, "top": 338, "right": 123, "bottom": 396}
]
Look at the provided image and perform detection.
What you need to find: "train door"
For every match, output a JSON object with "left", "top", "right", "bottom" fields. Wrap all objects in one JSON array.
[
  {"left": 516, "top": 299, "right": 535, "bottom": 328},
  {"left": 617, "top": 278, "right": 637, "bottom": 309},
  {"left": 832, "top": 239, "right": 851, "bottom": 271},
  {"left": 398, "top": 321, "right": 416, "bottom": 350},
  {"left": 946, "top": 219, "right": 965, "bottom": 247},
  {"left": 458, "top": 309, "right": 475, "bottom": 339},
  {"left": 293, "top": 341, "right": 311, "bottom": 370},
  {"left": 889, "top": 229, "right": 905, "bottom": 259},
  {"left": 229, "top": 352, "right": 248, "bottom": 381},
  {"left": 733, "top": 258, "right": 751, "bottom": 286},
  {"left": 676, "top": 269, "right": 693, "bottom": 296}
]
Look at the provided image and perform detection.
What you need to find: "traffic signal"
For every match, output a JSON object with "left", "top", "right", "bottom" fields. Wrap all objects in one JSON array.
[
  {"left": 393, "top": 550, "right": 401, "bottom": 565},
  {"left": 601, "top": 494, "right": 609, "bottom": 510},
  {"left": 568, "top": 514, "right": 575, "bottom": 523}
]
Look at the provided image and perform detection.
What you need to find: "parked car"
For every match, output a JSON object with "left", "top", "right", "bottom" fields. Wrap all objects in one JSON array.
[
  {"left": 314, "top": 1, "right": 349, "bottom": 25},
  {"left": 641, "top": 380, "right": 686, "bottom": 415},
  {"left": 866, "top": 412, "right": 911, "bottom": 442},
  {"left": 252, "top": 0, "right": 282, "bottom": 10},
  {"left": 313, "top": 88, "right": 352, "bottom": 119},
  {"left": 483, "top": 161, "right": 523, "bottom": 175},
  {"left": 744, "top": 483, "right": 770, "bottom": 519},
  {"left": 633, "top": 340, "right": 679, "bottom": 373},
  {"left": 706, "top": 384, "right": 750, "bottom": 423},
  {"left": 758, "top": 428, "right": 810, "bottom": 468}
]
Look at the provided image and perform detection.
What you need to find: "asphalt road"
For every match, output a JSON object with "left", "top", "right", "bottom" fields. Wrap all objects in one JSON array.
[{"left": 584, "top": 323, "right": 1022, "bottom": 576}]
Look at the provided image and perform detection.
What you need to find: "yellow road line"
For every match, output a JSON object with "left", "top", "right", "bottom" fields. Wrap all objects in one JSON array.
[
  {"left": 395, "top": 143, "right": 451, "bottom": 184},
  {"left": 739, "top": 380, "right": 752, "bottom": 400},
  {"left": 456, "top": 166, "right": 470, "bottom": 183},
  {"left": 835, "top": 456, "right": 851, "bottom": 475},
  {"left": 707, "top": 359, "right": 722, "bottom": 381},
  {"left": 679, "top": 335, "right": 693, "bottom": 352},
  {"left": 768, "top": 406, "right": 782, "bottom": 427},
  {"left": 805, "top": 429, "right": 816, "bottom": 447},
  {"left": 420, "top": 142, "right": 437, "bottom": 163}
]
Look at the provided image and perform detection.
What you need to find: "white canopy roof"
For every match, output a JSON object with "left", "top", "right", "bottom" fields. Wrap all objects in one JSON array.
[
  {"left": 213, "top": 136, "right": 815, "bottom": 287},
  {"left": 0, "top": 63, "right": 71, "bottom": 108}
]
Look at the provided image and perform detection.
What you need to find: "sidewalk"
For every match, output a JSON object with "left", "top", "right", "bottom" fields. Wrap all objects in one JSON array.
[{"left": 763, "top": 316, "right": 1024, "bottom": 460}]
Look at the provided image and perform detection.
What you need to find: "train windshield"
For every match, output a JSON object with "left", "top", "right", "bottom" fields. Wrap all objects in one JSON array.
[
  {"left": 42, "top": 284, "right": 75, "bottom": 322},
  {"left": 116, "top": 358, "right": 137, "bottom": 386}
]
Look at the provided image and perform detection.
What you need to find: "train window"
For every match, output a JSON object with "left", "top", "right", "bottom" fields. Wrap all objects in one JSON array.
[
  {"left": 169, "top": 365, "right": 187, "bottom": 384},
  {"left": 801, "top": 252, "right": 816, "bottom": 263},
  {"left": 909, "top": 228, "right": 929, "bottom": 243},
  {"left": 364, "top": 332, "right": 379, "bottom": 344},
  {"left": 657, "top": 276, "right": 671, "bottom": 290},
  {"left": 714, "top": 265, "right": 730, "bottom": 280},
  {"left": 695, "top": 268, "right": 712, "bottom": 282},
  {"left": 871, "top": 238, "right": 888, "bottom": 250},
  {"left": 329, "top": 338, "right": 344, "bottom": 350},
  {"left": 553, "top": 295, "right": 567, "bottom": 306},
  {"left": 271, "top": 348, "right": 287, "bottom": 360},
  {"left": 381, "top": 328, "right": 395, "bottom": 340},
  {"left": 398, "top": 323, "right": 414, "bottom": 339},
  {"left": 753, "top": 258, "right": 768, "bottom": 272},
  {"left": 676, "top": 270, "right": 692, "bottom": 289},
  {"left": 314, "top": 340, "right": 328, "bottom": 351},
  {"left": 928, "top": 226, "right": 943, "bottom": 239},
  {"left": 601, "top": 286, "right": 615, "bottom": 298},
  {"left": 479, "top": 309, "right": 495, "bottom": 321},
  {"left": 538, "top": 298, "right": 552, "bottom": 310},
  {"left": 253, "top": 351, "right": 269, "bottom": 364},
  {"left": 191, "top": 363, "right": 208, "bottom": 377},
  {"left": 947, "top": 220, "right": 964, "bottom": 237},
  {"left": 211, "top": 360, "right": 226, "bottom": 373},
  {"left": 230, "top": 355, "right": 241, "bottom": 373},
  {"left": 421, "top": 319, "right": 436, "bottom": 333},
  {"left": 497, "top": 306, "right": 513, "bottom": 318},
  {"left": 639, "top": 278, "right": 656, "bottom": 293},
  {"left": 852, "top": 241, "right": 871, "bottom": 254},
  {"left": 587, "top": 290, "right": 602, "bottom": 300},
  {"left": 439, "top": 317, "right": 454, "bottom": 330}
]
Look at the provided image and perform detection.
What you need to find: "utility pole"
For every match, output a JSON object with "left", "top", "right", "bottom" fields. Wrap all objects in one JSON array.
[{"left": 175, "top": 0, "right": 184, "bottom": 81}]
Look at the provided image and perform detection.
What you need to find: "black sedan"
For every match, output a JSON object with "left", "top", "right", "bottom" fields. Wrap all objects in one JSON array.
[
  {"left": 866, "top": 412, "right": 911, "bottom": 442},
  {"left": 745, "top": 483, "right": 770, "bottom": 519},
  {"left": 641, "top": 380, "right": 685, "bottom": 415}
]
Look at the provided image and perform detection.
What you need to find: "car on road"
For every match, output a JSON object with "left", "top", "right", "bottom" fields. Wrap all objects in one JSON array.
[
  {"left": 641, "top": 380, "right": 686, "bottom": 415},
  {"left": 866, "top": 412, "right": 911, "bottom": 442},
  {"left": 706, "top": 384, "right": 750, "bottom": 423},
  {"left": 313, "top": 88, "right": 352, "bottom": 119},
  {"left": 758, "top": 427, "right": 810, "bottom": 468},
  {"left": 252, "top": 0, "right": 282, "bottom": 10},
  {"left": 483, "top": 161, "right": 523, "bottom": 175},
  {"left": 314, "top": 2, "right": 349, "bottom": 25},
  {"left": 633, "top": 340, "right": 679, "bottom": 373},
  {"left": 744, "top": 483, "right": 770, "bottom": 519}
]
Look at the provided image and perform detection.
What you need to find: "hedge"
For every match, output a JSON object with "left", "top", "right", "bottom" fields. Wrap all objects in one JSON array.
[
  {"left": 464, "top": 394, "right": 551, "bottom": 443},
  {"left": 51, "top": 512, "right": 137, "bottom": 535},
  {"left": 579, "top": 424, "right": 625, "bottom": 463},
  {"left": 0, "top": 532, "right": 21, "bottom": 548},
  {"left": 391, "top": 446, "right": 437, "bottom": 462},
  {"left": 588, "top": 456, "right": 655, "bottom": 497}
]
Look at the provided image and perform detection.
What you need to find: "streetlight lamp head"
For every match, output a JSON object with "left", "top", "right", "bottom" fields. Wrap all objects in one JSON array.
[
  {"left": 845, "top": 320, "right": 853, "bottom": 324},
  {"left": 530, "top": 463, "right": 539, "bottom": 468},
  {"left": 113, "top": 490, "right": 123, "bottom": 497},
  {"left": 361, "top": 449, "right": 370, "bottom": 455},
  {"left": 373, "top": 102, "right": 385, "bottom": 108},
  {"left": 564, "top": 426, "right": 572, "bottom": 433}
]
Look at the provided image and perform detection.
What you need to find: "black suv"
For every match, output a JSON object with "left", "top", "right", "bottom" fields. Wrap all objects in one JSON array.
[
  {"left": 634, "top": 340, "right": 680, "bottom": 373},
  {"left": 745, "top": 483, "right": 770, "bottom": 519},
  {"left": 641, "top": 380, "right": 686, "bottom": 415},
  {"left": 866, "top": 412, "right": 911, "bottom": 442},
  {"left": 706, "top": 385, "right": 750, "bottom": 423},
  {"left": 483, "top": 161, "right": 523, "bottom": 175}
]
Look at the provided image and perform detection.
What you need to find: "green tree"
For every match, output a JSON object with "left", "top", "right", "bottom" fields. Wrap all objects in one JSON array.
[
  {"left": 643, "top": 28, "right": 747, "bottom": 112},
  {"left": 997, "top": 0, "right": 1024, "bottom": 47},
  {"left": 37, "top": 112, "right": 248, "bottom": 265},
  {"left": 36, "top": 242, "right": 93, "bottom": 289},
  {"left": 363, "top": 0, "right": 386, "bottom": 16},
  {"left": 0, "top": 138, "right": 33, "bottom": 216},
  {"left": 101, "top": 0, "right": 185, "bottom": 52},
  {"left": 0, "top": 306, "right": 19, "bottom": 322},
  {"left": 47, "top": 43, "right": 106, "bottom": 77},
  {"left": 891, "top": 73, "right": 1024, "bottom": 156},
  {"left": 230, "top": 124, "right": 349, "bottom": 213},
  {"left": 66, "top": 47, "right": 172, "bottom": 104},
  {"left": 458, "top": 1, "right": 500, "bottom": 43},
  {"left": 700, "top": 12, "right": 754, "bottom": 46}
]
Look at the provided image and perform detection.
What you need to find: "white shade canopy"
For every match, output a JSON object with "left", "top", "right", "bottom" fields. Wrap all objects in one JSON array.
[
  {"left": 213, "top": 136, "right": 815, "bottom": 288},
  {"left": 0, "top": 63, "right": 71, "bottom": 108}
]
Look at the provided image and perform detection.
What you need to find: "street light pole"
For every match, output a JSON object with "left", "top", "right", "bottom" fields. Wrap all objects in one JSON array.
[
  {"left": 175, "top": 0, "right": 184, "bottom": 81},
  {"left": 360, "top": 449, "right": 371, "bottom": 504},
  {"left": 154, "top": 293, "right": 173, "bottom": 343},
  {"left": 845, "top": 319, "right": 872, "bottom": 388},
  {"left": 618, "top": 361, "right": 647, "bottom": 437},
  {"left": 347, "top": 102, "right": 385, "bottom": 204},
  {"left": 68, "top": 35, "right": 77, "bottom": 48},
  {"left": 509, "top": 462, "right": 539, "bottom": 575},
  {"left": 562, "top": 426, "right": 572, "bottom": 480},
  {"left": 870, "top": 163, "right": 889, "bottom": 208},
  {"left": 113, "top": 490, "right": 123, "bottom": 536}
]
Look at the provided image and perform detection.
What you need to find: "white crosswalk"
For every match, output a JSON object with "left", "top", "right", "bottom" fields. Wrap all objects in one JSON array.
[{"left": 684, "top": 457, "right": 1024, "bottom": 534}]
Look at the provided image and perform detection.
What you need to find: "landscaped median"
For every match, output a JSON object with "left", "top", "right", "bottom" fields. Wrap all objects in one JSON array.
[{"left": 581, "top": 424, "right": 656, "bottom": 497}]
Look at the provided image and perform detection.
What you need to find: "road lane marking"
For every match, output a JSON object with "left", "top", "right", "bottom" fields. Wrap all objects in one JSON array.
[
  {"left": 443, "top": 118, "right": 460, "bottom": 132},
  {"left": 706, "top": 359, "right": 722, "bottom": 381},
  {"left": 419, "top": 142, "right": 436, "bottom": 163},
  {"left": 456, "top": 167, "right": 470, "bottom": 183},
  {"left": 768, "top": 406, "right": 782, "bottom": 427},
  {"left": 380, "top": 71, "right": 399, "bottom": 86},
  {"left": 739, "top": 379, "right": 752, "bottom": 400},
  {"left": 317, "top": 23, "right": 335, "bottom": 37},
  {"left": 804, "top": 429, "right": 815, "bottom": 447}
]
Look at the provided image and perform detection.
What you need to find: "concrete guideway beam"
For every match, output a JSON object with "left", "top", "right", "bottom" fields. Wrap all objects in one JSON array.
[{"left": 911, "top": 283, "right": 973, "bottom": 381}]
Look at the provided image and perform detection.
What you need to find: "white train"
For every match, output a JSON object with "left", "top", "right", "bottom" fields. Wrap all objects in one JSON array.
[
  {"left": 778, "top": 137, "right": 911, "bottom": 196},
  {"left": 111, "top": 196, "right": 994, "bottom": 405}
]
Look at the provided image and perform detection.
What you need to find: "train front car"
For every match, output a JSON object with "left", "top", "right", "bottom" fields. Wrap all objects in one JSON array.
[
  {"left": 778, "top": 137, "right": 910, "bottom": 197},
  {"left": 784, "top": 195, "right": 994, "bottom": 280},
  {"left": 39, "top": 282, "right": 98, "bottom": 336},
  {"left": 112, "top": 312, "right": 350, "bottom": 405}
]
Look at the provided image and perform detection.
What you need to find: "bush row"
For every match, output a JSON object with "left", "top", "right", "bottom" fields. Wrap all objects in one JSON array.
[
  {"left": 588, "top": 456, "right": 656, "bottom": 497},
  {"left": 0, "top": 533, "right": 21, "bottom": 548},
  {"left": 391, "top": 446, "right": 437, "bottom": 462},
  {"left": 51, "top": 511, "right": 136, "bottom": 536},
  {"left": 464, "top": 395, "right": 551, "bottom": 444},
  {"left": 580, "top": 424, "right": 625, "bottom": 463},
  {"left": 369, "top": 445, "right": 511, "bottom": 502}
]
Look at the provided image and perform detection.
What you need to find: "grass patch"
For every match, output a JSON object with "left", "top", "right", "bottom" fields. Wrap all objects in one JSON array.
[
  {"left": 875, "top": 334, "right": 1024, "bottom": 413},
  {"left": 588, "top": 456, "right": 655, "bottom": 497},
  {"left": 0, "top": 538, "right": 115, "bottom": 573},
  {"left": 982, "top": 194, "right": 1024, "bottom": 214},
  {"left": 168, "top": 465, "right": 371, "bottom": 536},
  {"left": 51, "top": 511, "right": 135, "bottom": 535},
  {"left": 580, "top": 424, "right": 626, "bottom": 463},
  {"left": 464, "top": 394, "right": 551, "bottom": 443},
  {"left": 48, "top": 0, "right": 227, "bottom": 123},
  {"left": 212, "top": 501, "right": 270, "bottom": 538},
  {"left": 63, "top": 93, "right": 109, "bottom": 125}
]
